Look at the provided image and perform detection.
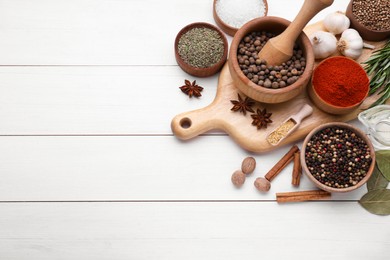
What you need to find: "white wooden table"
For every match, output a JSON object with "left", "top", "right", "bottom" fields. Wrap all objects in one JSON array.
[{"left": 0, "top": 0, "right": 388, "bottom": 259}]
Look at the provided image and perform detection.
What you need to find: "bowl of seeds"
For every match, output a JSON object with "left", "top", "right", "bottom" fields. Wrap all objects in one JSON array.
[
  {"left": 228, "top": 16, "right": 314, "bottom": 103},
  {"left": 346, "top": 0, "right": 390, "bottom": 41},
  {"left": 174, "top": 22, "right": 228, "bottom": 77},
  {"left": 301, "top": 122, "right": 375, "bottom": 193}
]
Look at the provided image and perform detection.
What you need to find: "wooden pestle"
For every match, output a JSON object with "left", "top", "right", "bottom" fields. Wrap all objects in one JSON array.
[{"left": 258, "top": 0, "right": 334, "bottom": 65}]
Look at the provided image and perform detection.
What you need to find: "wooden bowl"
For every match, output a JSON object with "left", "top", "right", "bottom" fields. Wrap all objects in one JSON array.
[
  {"left": 228, "top": 16, "right": 314, "bottom": 104},
  {"left": 346, "top": 1, "right": 390, "bottom": 41},
  {"left": 212, "top": 0, "right": 268, "bottom": 37},
  {"left": 301, "top": 122, "right": 376, "bottom": 193},
  {"left": 308, "top": 56, "right": 369, "bottom": 115},
  {"left": 174, "top": 22, "right": 228, "bottom": 77}
]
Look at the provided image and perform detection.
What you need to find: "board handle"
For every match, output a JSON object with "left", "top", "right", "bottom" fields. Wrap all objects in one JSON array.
[{"left": 171, "top": 107, "right": 220, "bottom": 140}]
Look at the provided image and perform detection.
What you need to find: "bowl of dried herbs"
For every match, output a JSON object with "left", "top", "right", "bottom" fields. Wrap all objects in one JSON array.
[{"left": 174, "top": 22, "right": 228, "bottom": 77}]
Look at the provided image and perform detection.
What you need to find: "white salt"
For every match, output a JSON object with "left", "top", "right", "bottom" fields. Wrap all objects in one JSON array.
[{"left": 215, "top": 0, "right": 266, "bottom": 28}]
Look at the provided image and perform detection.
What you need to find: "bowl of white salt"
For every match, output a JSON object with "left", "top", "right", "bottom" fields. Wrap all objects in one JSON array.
[{"left": 213, "top": 0, "right": 268, "bottom": 36}]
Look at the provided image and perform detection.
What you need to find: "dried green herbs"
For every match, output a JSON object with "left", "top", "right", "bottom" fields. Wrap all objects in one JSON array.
[
  {"left": 359, "top": 150, "right": 390, "bottom": 215},
  {"left": 178, "top": 27, "right": 224, "bottom": 68}
]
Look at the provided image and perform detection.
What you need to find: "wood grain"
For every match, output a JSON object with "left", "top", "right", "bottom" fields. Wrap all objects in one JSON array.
[
  {"left": 0, "top": 136, "right": 371, "bottom": 201},
  {"left": 0, "top": 202, "right": 389, "bottom": 259},
  {"left": 0, "top": 1, "right": 388, "bottom": 259},
  {"left": 172, "top": 22, "right": 389, "bottom": 153}
]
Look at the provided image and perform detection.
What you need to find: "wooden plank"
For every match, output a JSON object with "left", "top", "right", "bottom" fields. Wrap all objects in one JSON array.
[
  {"left": 0, "top": 135, "right": 373, "bottom": 201},
  {"left": 0, "top": 0, "right": 213, "bottom": 65},
  {"left": 0, "top": 202, "right": 388, "bottom": 259},
  {"left": 0, "top": 0, "right": 349, "bottom": 65},
  {"left": 0, "top": 66, "right": 217, "bottom": 134}
]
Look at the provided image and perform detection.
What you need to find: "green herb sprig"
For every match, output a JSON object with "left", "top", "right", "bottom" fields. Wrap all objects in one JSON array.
[{"left": 364, "top": 40, "right": 390, "bottom": 108}]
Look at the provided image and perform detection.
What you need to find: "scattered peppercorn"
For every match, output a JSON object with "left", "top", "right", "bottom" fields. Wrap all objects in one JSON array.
[
  {"left": 237, "top": 31, "right": 306, "bottom": 89},
  {"left": 305, "top": 126, "right": 372, "bottom": 189}
]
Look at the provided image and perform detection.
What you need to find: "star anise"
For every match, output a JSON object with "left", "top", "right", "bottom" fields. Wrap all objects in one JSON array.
[
  {"left": 251, "top": 108, "right": 273, "bottom": 129},
  {"left": 230, "top": 93, "right": 255, "bottom": 115},
  {"left": 180, "top": 79, "right": 203, "bottom": 98}
]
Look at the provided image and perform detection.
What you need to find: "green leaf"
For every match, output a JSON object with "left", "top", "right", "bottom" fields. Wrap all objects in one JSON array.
[
  {"left": 376, "top": 151, "right": 390, "bottom": 181},
  {"left": 359, "top": 189, "right": 390, "bottom": 215},
  {"left": 367, "top": 166, "right": 389, "bottom": 191}
]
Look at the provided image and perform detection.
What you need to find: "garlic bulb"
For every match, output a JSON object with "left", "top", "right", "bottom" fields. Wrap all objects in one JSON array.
[
  {"left": 323, "top": 11, "right": 350, "bottom": 35},
  {"left": 337, "top": 29, "right": 363, "bottom": 59},
  {"left": 310, "top": 31, "right": 337, "bottom": 59}
]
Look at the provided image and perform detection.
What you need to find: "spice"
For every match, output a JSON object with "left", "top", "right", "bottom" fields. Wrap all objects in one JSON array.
[
  {"left": 359, "top": 150, "right": 390, "bottom": 216},
  {"left": 276, "top": 190, "right": 331, "bottom": 203},
  {"left": 292, "top": 152, "right": 302, "bottom": 186},
  {"left": 267, "top": 119, "right": 296, "bottom": 145},
  {"left": 231, "top": 170, "right": 246, "bottom": 187},
  {"left": 215, "top": 0, "right": 266, "bottom": 28},
  {"left": 305, "top": 126, "right": 372, "bottom": 189},
  {"left": 364, "top": 40, "right": 390, "bottom": 107},
  {"left": 178, "top": 27, "right": 224, "bottom": 68},
  {"left": 265, "top": 145, "right": 299, "bottom": 182},
  {"left": 241, "top": 157, "right": 256, "bottom": 174},
  {"left": 254, "top": 177, "right": 270, "bottom": 192},
  {"left": 352, "top": 0, "right": 390, "bottom": 31},
  {"left": 253, "top": 145, "right": 298, "bottom": 192},
  {"left": 251, "top": 108, "right": 272, "bottom": 129},
  {"left": 312, "top": 56, "right": 369, "bottom": 107},
  {"left": 337, "top": 29, "right": 364, "bottom": 60},
  {"left": 230, "top": 93, "right": 255, "bottom": 115},
  {"left": 323, "top": 11, "right": 350, "bottom": 35},
  {"left": 179, "top": 79, "right": 203, "bottom": 98},
  {"left": 237, "top": 31, "right": 306, "bottom": 89}
]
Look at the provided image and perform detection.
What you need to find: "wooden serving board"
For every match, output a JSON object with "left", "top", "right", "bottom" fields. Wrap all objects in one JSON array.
[{"left": 171, "top": 22, "right": 389, "bottom": 153}]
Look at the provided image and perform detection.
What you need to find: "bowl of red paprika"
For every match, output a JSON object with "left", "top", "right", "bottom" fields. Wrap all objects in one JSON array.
[{"left": 308, "top": 56, "right": 369, "bottom": 115}]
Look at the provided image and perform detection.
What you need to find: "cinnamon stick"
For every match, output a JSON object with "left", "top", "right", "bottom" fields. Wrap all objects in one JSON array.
[
  {"left": 292, "top": 152, "right": 302, "bottom": 186},
  {"left": 276, "top": 190, "right": 331, "bottom": 203},
  {"left": 264, "top": 145, "right": 299, "bottom": 182}
]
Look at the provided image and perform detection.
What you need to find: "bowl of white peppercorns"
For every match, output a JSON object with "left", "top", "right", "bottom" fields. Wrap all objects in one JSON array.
[
  {"left": 301, "top": 122, "right": 376, "bottom": 193},
  {"left": 228, "top": 16, "right": 314, "bottom": 104}
]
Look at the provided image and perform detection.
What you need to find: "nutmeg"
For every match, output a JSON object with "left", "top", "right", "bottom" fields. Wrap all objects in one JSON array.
[
  {"left": 241, "top": 157, "right": 256, "bottom": 174},
  {"left": 254, "top": 177, "right": 271, "bottom": 192},
  {"left": 231, "top": 170, "right": 246, "bottom": 187}
]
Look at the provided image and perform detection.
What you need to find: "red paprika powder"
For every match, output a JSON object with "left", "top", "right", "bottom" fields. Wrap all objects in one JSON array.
[{"left": 312, "top": 56, "right": 369, "bottom": 107}]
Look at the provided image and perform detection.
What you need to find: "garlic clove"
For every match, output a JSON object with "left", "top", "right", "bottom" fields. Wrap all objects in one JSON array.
[
  {"left": 310, "top": 31, "right": 337, "bottom": 59},
  {"left": 337, "top": 29, "right": 364, "bottom": 60},
  {"left": 323, "top": 11, "right": 350, "bottom": 35}
]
